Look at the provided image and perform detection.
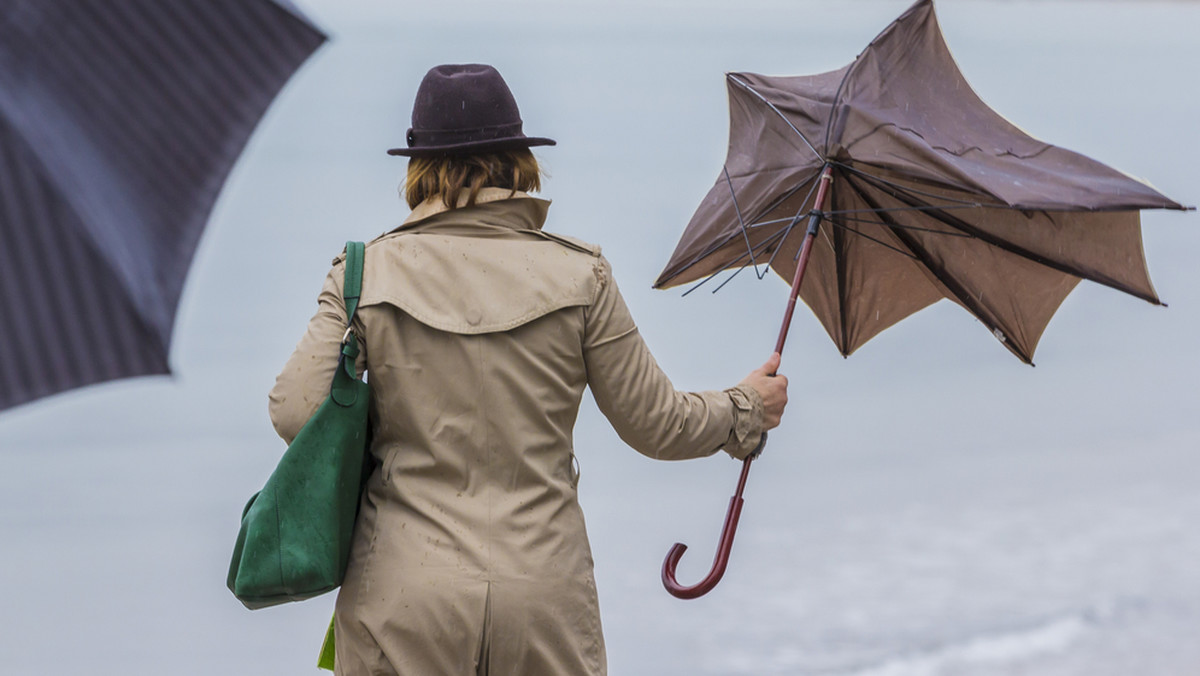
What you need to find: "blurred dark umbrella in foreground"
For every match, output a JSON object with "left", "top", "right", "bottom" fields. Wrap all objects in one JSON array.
[
  {"left": 0, "top": 0, "right": 325, "bottom": 411},
  {"left": 655, "top": 0, "right": 1191, "bottom": 599}
]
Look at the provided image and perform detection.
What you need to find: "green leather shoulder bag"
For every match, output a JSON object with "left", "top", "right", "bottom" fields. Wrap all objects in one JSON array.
[{"left": 227, "top": 241, "right": 370, "bottom": 609}]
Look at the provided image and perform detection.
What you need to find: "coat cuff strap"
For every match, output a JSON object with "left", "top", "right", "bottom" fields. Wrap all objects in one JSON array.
[{"left": 722, "top": 384, "right": 764, "bottom": 460}]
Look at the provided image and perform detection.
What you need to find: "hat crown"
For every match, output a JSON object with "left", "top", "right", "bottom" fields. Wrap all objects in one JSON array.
[
  {"left": 411, "top": 64, "right": 522, "bottom": 133},
  {"left": 390, "top": 64, "right": 555, "bottom": 157}
]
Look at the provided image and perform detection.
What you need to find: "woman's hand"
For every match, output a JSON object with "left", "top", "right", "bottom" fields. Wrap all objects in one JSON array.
[{"left": 739, "top": 352, "right": 789, "bottom": 429}]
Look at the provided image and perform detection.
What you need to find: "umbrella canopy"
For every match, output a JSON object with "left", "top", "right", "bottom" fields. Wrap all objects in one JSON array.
[
  {"left": 656, "top": 0, "right": 1192, "bottom": 601},
  {"left": 655, "top": 0, "right": 1189, "bottom": 364},
  {"left": 0, "top": 0, "right": 325, "bottom": 410}
]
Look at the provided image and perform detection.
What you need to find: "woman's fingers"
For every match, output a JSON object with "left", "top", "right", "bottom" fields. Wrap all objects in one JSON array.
[{"left": 740, "top": 352, "right": 788, "bottom": 430}]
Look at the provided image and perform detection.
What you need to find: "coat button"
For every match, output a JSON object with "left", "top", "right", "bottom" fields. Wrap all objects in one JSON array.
[{"left": 466, "top": 307, "right": 482, "bottom": 326}]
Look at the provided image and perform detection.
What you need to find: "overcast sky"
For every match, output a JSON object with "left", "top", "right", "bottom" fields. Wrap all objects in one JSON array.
[{"left": 2, "top": 1, "right": 1197, "bottom": 674}]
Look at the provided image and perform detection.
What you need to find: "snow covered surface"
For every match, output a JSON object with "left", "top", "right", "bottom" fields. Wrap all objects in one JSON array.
[{"left": 2, "top": 1, "right": 1197, "bottom": 674}]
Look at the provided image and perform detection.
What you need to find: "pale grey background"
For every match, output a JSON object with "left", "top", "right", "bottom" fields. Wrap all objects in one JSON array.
[{"left": 1, "top": 1, "right": 1197, "bottom": 674}]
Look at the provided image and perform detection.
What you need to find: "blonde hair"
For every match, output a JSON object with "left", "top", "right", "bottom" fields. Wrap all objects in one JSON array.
[{"left": 403, "top": 149, "right": 542, "bottom": 210}]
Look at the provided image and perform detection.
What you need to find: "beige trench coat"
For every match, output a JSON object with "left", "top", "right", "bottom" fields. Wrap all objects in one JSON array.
[{"left": 270, "top": 189, "right": 764, "bottom": 675}]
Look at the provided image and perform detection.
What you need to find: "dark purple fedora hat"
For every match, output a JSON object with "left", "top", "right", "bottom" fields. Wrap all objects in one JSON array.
[{"left": 388, "top": 64, "right": 556, "bottom": 157}]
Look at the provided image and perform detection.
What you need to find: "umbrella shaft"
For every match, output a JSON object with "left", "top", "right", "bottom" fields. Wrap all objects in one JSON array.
[{"left": 773, "top": 165, "right": 833, "bottom": 359}]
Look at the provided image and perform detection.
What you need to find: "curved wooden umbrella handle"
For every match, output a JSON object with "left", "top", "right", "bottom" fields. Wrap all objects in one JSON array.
[
  {"left": 661, "top": 165, "right": 831, "bottom": 599},
  {"left": 661, "top": 454, "right": 755, "bottom": 599}
]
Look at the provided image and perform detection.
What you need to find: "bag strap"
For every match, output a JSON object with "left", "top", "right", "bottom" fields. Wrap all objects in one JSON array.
[
  {"left": 343, "top": 241, "right": 364, "bottom": 323},
  {"left": 332, "top": 242, "right": 366, "bottom": 406}
]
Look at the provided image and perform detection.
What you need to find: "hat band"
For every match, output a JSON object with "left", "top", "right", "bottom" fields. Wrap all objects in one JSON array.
[{"left": 408, "top": 121, "right": 525, "bottom": 148}]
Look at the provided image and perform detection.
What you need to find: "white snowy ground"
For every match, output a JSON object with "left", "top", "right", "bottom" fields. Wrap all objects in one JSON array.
[{"left": 2, "top": 1, "right": 1197, "bottom": 674}]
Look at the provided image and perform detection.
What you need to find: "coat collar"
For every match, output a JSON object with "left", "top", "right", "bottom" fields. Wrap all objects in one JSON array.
[
  {"left": 335, "top": 190, "right": 579, "bottom": 268},
  {"left": 399, "top": 188, "right": 551, "bottom": 232}
]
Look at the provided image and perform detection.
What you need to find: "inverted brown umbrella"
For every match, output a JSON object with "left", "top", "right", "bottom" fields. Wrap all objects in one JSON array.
[
  {"left": 0, "top": 0, "right": 325, "bottom": 411},
  {"left": 656, "top": 0, "right": 1191, "bottom": 599}
]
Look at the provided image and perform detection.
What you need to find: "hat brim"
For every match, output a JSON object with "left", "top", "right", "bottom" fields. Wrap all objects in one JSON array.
[{"left": 388, "top": 136, "right": 556, "bottom": 157}]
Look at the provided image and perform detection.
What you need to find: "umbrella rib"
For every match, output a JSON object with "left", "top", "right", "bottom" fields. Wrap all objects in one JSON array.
[
  {"left": 765, "top": 209, "right": 809, "bottom": 275},
  {"left": 708, "top": 231, "right": 791, "bottom": 293},
  {"left": 832, "top": 193, "right": 851, "bottom": 355},
  {"left": 823, "top": 70, "right": 854, "bottom": 154},
  {"left": 680, "top": 227, "right": 792, "bottom": 297},
  {"left": 829, "top": 204, "right": 991, "bottom": 219},
  {"left": 832, "top": 161, "right": 1000, "bottom": 209},
  {"left": 744, "top": 214, "right": 809, "bottom": 230},
  {"left": 703, "top": 171, "right": 818, "bottom": 238},
  {"left": 730, "top": 224, "right": 794, "bottom": 285},
  {"left": 710, "top": 262, "right": 750, "bottom": 294},
  {"left": 829, "top": 212, "right": 974, "bottom": 238},
  {"left": 657, "top": 169, "right": 822, "bottom": 288},
  {"left": 845, "top": 177, "right": 1034, "bottom": 363},
  {"left": 723, "top": 164, "right": 763, "bottom": 277},
  {"left": 660, "top": 226, "right": 762, "bottom": 289},
  {"left": 745, "top": 169, "right": 822, "bottom": 230},
  {"left": 657, "top": 229, "right": 746, "bottom": 288},
  {"left": 851, "top": 171, "right": 1163, "bottom": 305},
  {"left": 822, "top": 0, "right": 941, "bottom": 152},
  {"left": 826, "top": 219, "right": 920, "bottom": 259},
  {"left": 767, "top": 172, "right": 824, "bottom": 273},
  {"left": 727, "top": 75, "right": 823, "bottom": 161}
]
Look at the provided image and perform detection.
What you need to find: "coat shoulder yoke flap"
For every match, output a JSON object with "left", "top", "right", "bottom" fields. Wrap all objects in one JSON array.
[{"left": 338, "top": 198, "right": 604, "bottom": 335}]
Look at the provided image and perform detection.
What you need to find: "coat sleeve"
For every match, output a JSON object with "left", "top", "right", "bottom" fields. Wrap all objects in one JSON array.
[
  {"left": 582, "top": 258, "right": 764, "bottom": 461},
  {"left": 268, "top": 263, "right": 368, "bottom": 444}
]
